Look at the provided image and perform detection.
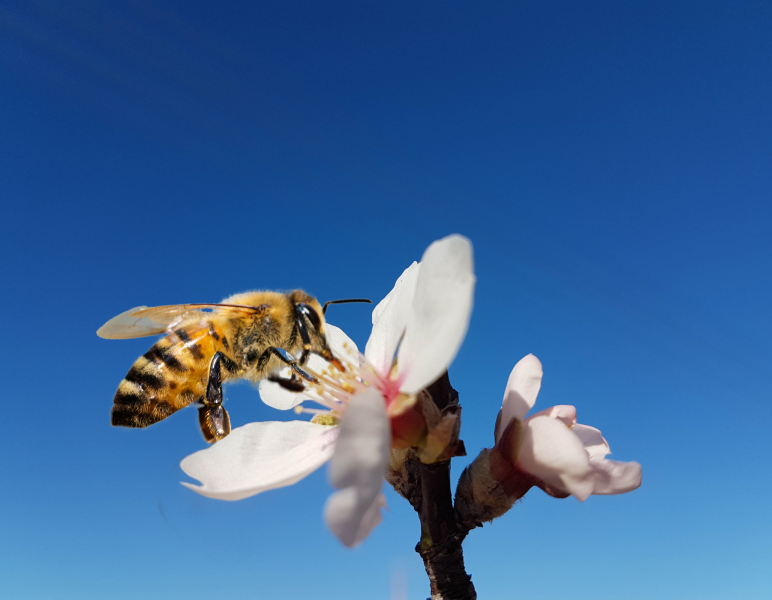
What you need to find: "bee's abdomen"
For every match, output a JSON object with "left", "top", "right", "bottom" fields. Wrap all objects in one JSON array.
[{"left": 111, "top": 326, "right": 216, "bottom": 429}]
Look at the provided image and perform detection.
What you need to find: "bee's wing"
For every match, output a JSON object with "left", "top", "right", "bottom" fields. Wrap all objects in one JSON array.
[{"left": 97, "top": 303, "right": 269, "bottom": 339}]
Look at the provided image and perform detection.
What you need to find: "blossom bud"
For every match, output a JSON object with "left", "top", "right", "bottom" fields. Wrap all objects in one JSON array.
[
  {"left": 455, "top": 446, "right": 536, "bottom": 529},
  {"left": 389, "top": 403, "right": 426, "bottom": 449}
]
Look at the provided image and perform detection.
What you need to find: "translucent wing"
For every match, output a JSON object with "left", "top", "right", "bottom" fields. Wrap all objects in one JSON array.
[{"left": 97, "top": 303, "right": 269, "bottom": 339}]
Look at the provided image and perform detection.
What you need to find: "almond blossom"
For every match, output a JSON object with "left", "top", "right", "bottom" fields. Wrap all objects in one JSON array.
[
  {"left": 180, "top": 234, "right": 476, "bottom": 546},
  {"left": 494, "top": 354, "right": 642, "bottom": 501}
]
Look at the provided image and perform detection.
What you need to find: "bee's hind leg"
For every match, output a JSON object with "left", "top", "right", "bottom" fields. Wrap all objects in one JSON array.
[{"left": 198, "top": 352, "right": 239, "bottom": 444}]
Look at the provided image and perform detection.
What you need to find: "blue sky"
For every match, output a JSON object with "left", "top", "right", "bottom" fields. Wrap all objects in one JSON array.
[{"left": 1, "top": 2, "right": 770, "bottom": 598}]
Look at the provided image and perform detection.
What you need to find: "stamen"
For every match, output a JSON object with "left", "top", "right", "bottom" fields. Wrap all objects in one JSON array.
[
  {"left": 285, "top": 349, "right": 395, "bottom": 420},
  {"left": 294, "top": 406, "right": 330, "bottom": 416}
]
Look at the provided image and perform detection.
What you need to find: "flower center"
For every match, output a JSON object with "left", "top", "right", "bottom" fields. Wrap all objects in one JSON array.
[
  {"left": 374, "top": 371, "right": 402, "bottom": 406},
  {"left": 290, "top": 348, "right": 404, "bottom": 418}
]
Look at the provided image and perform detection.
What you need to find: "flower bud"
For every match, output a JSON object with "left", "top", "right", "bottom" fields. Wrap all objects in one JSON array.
[{"left": 389, "top": 403, "right": 426, "bottom": 449}]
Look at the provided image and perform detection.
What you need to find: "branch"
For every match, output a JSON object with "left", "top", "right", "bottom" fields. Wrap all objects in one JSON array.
[{"left": 387, "top": 373, "right": 476, "bottom": 600}]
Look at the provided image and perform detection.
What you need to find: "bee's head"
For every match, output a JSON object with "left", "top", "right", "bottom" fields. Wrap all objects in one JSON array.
[
  {"left": 288, "top": 290, "right": 339, "bottom": 366},
  {"left": 288, "top": 291, "right": 372, "bottom": 371}
]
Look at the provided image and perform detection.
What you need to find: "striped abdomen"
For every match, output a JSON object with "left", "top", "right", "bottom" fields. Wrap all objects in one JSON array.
[{"left": 112, "top": 321, "right": 231, "bottom": 428}]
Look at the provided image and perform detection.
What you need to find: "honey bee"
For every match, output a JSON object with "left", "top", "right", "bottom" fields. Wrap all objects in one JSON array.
[{"left": 98, "top": 290, "right": 370, "bottom": 443}]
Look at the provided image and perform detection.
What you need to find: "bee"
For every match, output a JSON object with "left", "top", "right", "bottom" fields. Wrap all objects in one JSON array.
[{"left": 98, "top": 290, "right": 370, "bottom": 443}]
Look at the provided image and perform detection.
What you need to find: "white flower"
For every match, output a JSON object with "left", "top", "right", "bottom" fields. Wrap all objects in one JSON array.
[
  {"left": 496, "top": 354, "right": 642, "bottom": 501},
  {"left": 181, "top": 234, "right": 476, "bottom": 546}
]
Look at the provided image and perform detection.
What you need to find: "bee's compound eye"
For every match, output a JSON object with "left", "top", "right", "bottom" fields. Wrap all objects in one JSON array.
[{"left": 298, "top": 303, "right": 322, "bottom": 331}]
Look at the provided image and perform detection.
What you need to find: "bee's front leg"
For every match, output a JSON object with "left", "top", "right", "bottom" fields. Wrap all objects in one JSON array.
[
  {"left": 260, "top": 346, "right": 319, "bottom": 393},
  {"left": 294, "top": 306, "right": 345, "bottom": 372},
  {"left": 293, "top": 310, "right": 314, "bottom": 365},
  {"left": 198, "top": 351, "right": 238, "bottom": 443}
]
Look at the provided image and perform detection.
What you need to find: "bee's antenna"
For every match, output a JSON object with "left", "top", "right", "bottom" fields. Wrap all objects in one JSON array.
[{"left": 322, "top": 298, "right": 372, "bottom": 315}]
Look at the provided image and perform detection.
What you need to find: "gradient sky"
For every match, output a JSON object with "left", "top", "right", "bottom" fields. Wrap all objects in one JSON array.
[{"left": 1, "top": 2, "right": 771, "bottom": 599}]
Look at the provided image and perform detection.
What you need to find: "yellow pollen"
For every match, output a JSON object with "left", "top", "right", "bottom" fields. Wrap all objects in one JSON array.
[{"left": 311, "top": 414, "right": 339, "bottom": 426}]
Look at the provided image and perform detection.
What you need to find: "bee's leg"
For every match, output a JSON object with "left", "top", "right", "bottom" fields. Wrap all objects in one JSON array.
[
  {"left": 293, "top": 314, "right": 313, "bottom": 365},
  {"left": 258, "top": 346, "right": 320, "bottom": 393},
  {"left": 198, "top": 352, "right": 239, "bottom": 444},
  {"left": 266, "top": 373, "right": 306, "bottom": 392},
  {"left": 294, "top": 313, "right": 345, "bottom": 372},
  {"left": 261, "top": 346, "right": 319, "bottom": 382}
]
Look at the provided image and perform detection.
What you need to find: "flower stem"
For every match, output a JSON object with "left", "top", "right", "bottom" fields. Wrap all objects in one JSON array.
[
  {"left": 418, "top": 458, "right": 476, "bottom": 600},
  {"left": 390, "top": 372, "right": 476, "bottom": 600}
]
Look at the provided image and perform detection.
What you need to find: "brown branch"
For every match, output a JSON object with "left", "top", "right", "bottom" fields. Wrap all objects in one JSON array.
[{"left": 388, "top": 373, "right": 476, "bottom": 600}]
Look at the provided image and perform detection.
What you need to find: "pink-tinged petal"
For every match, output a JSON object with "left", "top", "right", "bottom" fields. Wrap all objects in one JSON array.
[
  {"left": 180, "top": 421, "right": 338, "bottom": 500},
  {"left": 518, "top": 416, "right": 594, "bottom": 501},
  {"left": 398, "top": 235, "right": 476, "bottom": 393},
  {"left": 324, "top": 489, "right": 388, "bottom": 548},
  {"left": 325, "top": 387, "right": 390, "bottom": 546},
  {"left": 572, "top": 423, "right": 611, "bottom": 459},
  {"left": 325, "top": 323, "right": 361, "bottom": 366},
  {"left": 364, "top": 261, "right": 421, "bottom": 375},
  {"left": 497, "top": 354, "right": 543, "bottom": 442},
  {"left": 588, "top": 457, "right": 642, "bottom": 495},
  {"left": 528, "top": 404, "right": 577, "bottom": 427}
]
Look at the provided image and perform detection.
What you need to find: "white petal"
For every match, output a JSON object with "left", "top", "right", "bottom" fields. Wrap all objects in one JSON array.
[
  {"left": 528, "top": 404, "right": 577, "bottom": 427},
  {"left": 180, "top": 421, "right": 338, "bottom": 500},
  {"left": 257, "top": 357, "right": 325, "bottom": 410},
  {"left": 257, "top": 378, "right": 309, "bottom": 411},
  {"left": 572, "top": 423, "right": 611, "bottom": 459},
  {"left": 518, "top": 416, "right": 594, "bottom": 501},
  {"left": 371, "top": 262, "right": 421, "bottom": 328},
  {"left": 364, "top": 261, "right": 421, "bottom": 375},
  {"left": 324, "top": 489, "right": 388, "bottom": 548},
  {"left": 328, "top": 388, "right": 390, "bottom": 489},
  {"left": 325, "top": 387, "right": 390, "bottom": 546},
  {"left": 496, "top": 354, "right": 543, "bottom": 442},
  {"left": 588, "top": 457, "right": 642, "bottom": 495},
  {"left": 398, "top": 235, "right": 476, "bottom": 393},
  {"left": 325, "top": 323, "right": 361, "bottom": 366}
]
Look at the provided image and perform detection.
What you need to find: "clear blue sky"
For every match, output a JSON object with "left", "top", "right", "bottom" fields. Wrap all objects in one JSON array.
[{"left": 1, "top": 2, "right": 770, "bottom": 598}]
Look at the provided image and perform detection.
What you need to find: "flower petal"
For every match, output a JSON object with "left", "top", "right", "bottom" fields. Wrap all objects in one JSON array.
[
  {"left": 398, "top": 235, "right": 476, "bottom": 393},
  {"left": 328, "top": 388, "right": 390, "bottom": 489},
  {"left": 497, "top": 354, "right": 543, "bottom": 442},
  {"left": 325, "top": 387, "right": 390, "bottom": 546},
  {"left": 527, "top": 404, "right": 577, "bottom": 426},
  {"left": 324, "top": 488, "right": 388, "bottom": 548},
  {"left": 257, "top": 357, "right": 325, "bottom": 410},
  {"left": 364, "top": 261, "right": 421, "bottom": 375},
  {"left": 572, "top": 423, "right": 611, "bottom": 459},
  {"left": 325, "top": 323, "right": 361, "bottom": 366},
  {"left": 180, "top": 421, "right": 338, "bottom": 500},
  {"left": 518, "top": 415, "right": 594, "bottom": 501},
  {"left": 588, "top": 457, "right": 642, "bottom": 495}
]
